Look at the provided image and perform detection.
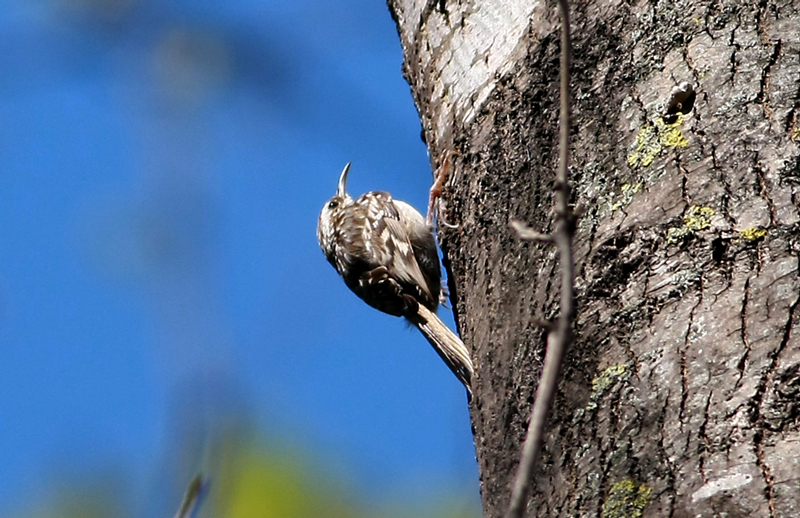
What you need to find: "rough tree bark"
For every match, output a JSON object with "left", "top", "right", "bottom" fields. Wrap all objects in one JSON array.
[{"left": 387, "top": 1, "right": 800, "bottom": 517}]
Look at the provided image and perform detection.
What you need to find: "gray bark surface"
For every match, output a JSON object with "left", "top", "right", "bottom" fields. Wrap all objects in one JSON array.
[{"left": 387, "top": 1, "right": 800, "bottom": 517}]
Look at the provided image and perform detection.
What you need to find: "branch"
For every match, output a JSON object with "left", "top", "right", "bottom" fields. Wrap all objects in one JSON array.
[
  {"left": 510, "top": 219, "right": 554, "bottom": 243},
  {"left": 173, "top": 475, "right": 207, "bottom": 518},
  {"left": 505, "top": 0, "right": 574, "bottom": 517}
]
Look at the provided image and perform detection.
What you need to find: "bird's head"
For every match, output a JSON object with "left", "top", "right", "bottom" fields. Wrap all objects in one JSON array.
[{"left": 317, "top": 162, "right": 354, "bottom": 253}]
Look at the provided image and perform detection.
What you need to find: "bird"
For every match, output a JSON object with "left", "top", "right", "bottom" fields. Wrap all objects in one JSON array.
[{"left": 317, "top": 163, "right": 474, "bottom": 394}]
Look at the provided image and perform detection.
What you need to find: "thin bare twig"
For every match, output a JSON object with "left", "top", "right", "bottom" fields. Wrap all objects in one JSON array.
[{"left": 505, "top": 0, "right": 574, "bottom": 517}]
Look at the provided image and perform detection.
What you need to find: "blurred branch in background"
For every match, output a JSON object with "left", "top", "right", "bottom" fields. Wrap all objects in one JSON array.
[{"left": 173, "top": 475, "right": 205, "bottom": 518}]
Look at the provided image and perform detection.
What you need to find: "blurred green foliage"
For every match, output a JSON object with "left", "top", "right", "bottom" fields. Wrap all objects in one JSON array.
[{"left": 13, "top": 432, "right": 479, "bottom": 518}]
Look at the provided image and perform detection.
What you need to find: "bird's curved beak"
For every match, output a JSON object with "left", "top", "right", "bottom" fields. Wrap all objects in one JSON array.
[{"left": 336, "top": 162, "right": 351, "bottom": 197}]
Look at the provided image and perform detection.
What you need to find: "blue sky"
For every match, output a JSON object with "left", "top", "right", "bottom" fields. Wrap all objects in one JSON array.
[{"left": 0, "top": 0, "right": 478, "bottom": 515}]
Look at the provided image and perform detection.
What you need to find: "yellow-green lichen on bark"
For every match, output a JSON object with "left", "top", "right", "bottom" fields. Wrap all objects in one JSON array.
[
  {"left": 587, "top": 363, "right": 630, "bottom": 411},
  {"left": 611, "top": 182, "right": 643, "bottom": 211},
  {"left": 666, "top": 226, "right": 691, "bottom": 244},
  {"left": 627, "top": 114, "right": 689, "bottom": 168},
  {"left": 683, "top": 205, "right": 715, "bottom": 231},
  {"left": 601, "top": 479, "right": 653, "bottom": 518},
  {"left": 667, "top": 205, "right": 715, "bottom": 244},
  {"left": 738, "top": 226, "right": 767, "bottom": 241}
]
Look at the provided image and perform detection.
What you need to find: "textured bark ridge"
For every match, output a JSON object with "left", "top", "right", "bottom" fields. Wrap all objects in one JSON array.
[{"left": 388, "top": 0, "right": 800, "bottom": 517}]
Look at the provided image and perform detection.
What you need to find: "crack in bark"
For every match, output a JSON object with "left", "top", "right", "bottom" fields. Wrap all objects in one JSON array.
[
  {"left": 717, "top": 152, "right": 736, "bottom": 228},
  {"left": 727, "top": 25, "right": 740, "bottom": 87},
  {"left": 784, "top": 70, "right": 800, "bottom": 134},
  {"left": 756, "top": 40, "right": 782, "bottom": 120},
  {"left": 735, "top": 276, "right": 752, "bottom": 391},
  {"left": 761, "top": 261, "right": 799, "bottom": 292},
  {"left": 677, "top": 160, "right": 689, "bottom": 204},
  {"left": 697, "top": 390, "right": 713, "bottom": 483},
  {"left": 710, "top": 142, "right": 720, "bottom": 171},
  {"left": 683, "top": 35, "right": 701, "bottom": 86},
  {"left": 754, "top": 417, "right": 777, "bottom": 518}
]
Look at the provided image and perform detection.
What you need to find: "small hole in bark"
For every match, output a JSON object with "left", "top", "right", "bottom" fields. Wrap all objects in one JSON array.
[
  {"left": 663, "top": 82, "right": 696, "bottom": 123},
  {"left": 712, "top": 237, "right": 727, "bottom": 262}
]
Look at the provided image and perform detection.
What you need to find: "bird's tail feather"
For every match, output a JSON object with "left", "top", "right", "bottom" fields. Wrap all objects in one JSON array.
[{"left": 408, "top": 305, "right": 474, "bottom": 399}]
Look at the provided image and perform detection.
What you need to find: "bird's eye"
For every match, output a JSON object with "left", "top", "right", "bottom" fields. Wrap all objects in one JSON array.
[{"left": 328, "top": 200, "right": 339, "bottom": 209}]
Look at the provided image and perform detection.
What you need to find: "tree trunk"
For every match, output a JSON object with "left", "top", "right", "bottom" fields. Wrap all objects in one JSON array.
[{"left": 387, "top": 1, "right": 800, "bottom": 517}]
